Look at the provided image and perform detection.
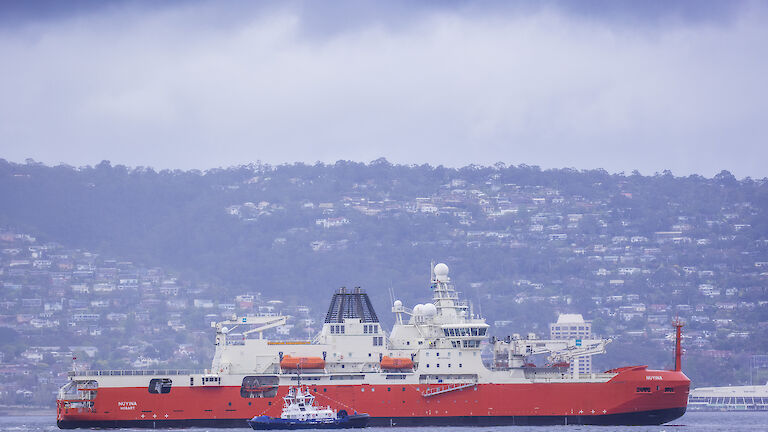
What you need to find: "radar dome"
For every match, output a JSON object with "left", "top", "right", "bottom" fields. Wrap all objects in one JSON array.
[
  {"left": 413, "top": 304, "right": 424, "bottom": 315},
  {"left": 423, "top": 303, "right": 437, "bottom": 317},
  {"left": 221, "top": 326, "right": 229, "bottom": 334},
  {"left": 394, "top": 300, "right": 402, "bottom": 308},
  {"left": 434, "top": 263, "right": 450, "bottom": 281}
]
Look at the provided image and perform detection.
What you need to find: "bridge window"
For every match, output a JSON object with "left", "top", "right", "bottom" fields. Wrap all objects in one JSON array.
[
  {"left": 148, "top": 378, "right": 172, "bottom": 394},
  {"left": 664, "top": 387, "right": 674, "bottom": 393},
  {"left": 636, "top": 387, "right": 651, "bottom": 393}
]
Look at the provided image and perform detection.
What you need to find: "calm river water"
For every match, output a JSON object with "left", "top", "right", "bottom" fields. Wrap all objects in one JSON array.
[{"left": 2, "top": 412, "right": 767, "bottom": 432}]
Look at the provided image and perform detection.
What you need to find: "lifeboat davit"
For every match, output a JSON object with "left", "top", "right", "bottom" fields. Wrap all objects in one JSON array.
[
  {"left": 280, "top": 356, "right": 325, "bottom": 370},
  {"left": 380, "top": 356, "right": 414, "bottom": 370}
]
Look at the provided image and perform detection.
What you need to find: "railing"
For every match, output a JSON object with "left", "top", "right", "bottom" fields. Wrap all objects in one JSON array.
[
  {"left": 522, "top": 371, "right": 617, "bottom": 382},
  {"left": 69, "top": 369, "right": 206, "bottom": 377}
]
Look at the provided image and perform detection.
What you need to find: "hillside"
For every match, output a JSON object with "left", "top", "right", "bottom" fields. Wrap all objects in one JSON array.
[{"left": 1, "top": 158, "right": 768, "bottom": 400}]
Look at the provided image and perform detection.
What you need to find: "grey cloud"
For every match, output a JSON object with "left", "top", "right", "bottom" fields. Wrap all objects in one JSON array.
[{"left": 1, "top": 1, "right": 767, "bottom": 177}]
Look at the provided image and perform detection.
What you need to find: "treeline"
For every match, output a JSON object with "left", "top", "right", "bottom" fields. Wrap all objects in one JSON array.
[{"left": 2, "top": 159, "right": 767, "bottom": 306}]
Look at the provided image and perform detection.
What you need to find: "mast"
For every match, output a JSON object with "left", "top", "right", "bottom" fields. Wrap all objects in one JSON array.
[{"left": 673, "top": 318, "right": 684, "bottom": 372}]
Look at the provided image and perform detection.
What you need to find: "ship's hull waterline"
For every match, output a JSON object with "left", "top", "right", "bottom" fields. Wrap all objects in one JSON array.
[{"left": 59, "top": 408, "right": 686, "bottom": 429}]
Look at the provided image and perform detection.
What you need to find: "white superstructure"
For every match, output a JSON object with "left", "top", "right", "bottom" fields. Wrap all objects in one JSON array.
[
  {"left": 279, "top": 386, "right": 336, "bottom": 421},
  {"left": 65, "top": 263, "right": 616, "bottom": 396}
]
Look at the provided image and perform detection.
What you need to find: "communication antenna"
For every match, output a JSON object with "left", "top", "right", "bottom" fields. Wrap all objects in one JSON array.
[
  {"left": 430, "top": 260, "right": 435, "bottom": 282},
  {"left": 477, "top": 297, "right": 483, "bottom": 318}
]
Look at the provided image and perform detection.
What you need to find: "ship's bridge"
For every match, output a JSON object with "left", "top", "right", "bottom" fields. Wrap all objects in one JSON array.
[{"left": 389, "top": 263, "right": 489, "bottom": 351}]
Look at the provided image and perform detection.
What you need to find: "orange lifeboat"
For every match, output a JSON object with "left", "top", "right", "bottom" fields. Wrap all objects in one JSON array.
[
  {"left": 380, "top": 356, "right": 414, "bottom": 370},
  {"left": 280, "top": 355, "right": 325, "bottom": 370}
]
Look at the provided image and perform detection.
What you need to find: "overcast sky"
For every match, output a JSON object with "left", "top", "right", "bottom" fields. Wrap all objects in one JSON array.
[{"left": 1, "top": 0, "right": 767, "bottom": 177}]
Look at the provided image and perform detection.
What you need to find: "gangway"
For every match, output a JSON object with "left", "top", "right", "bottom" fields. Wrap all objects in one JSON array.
[{"left": 422, "top": 381, "right": 476, "bottom": 397}]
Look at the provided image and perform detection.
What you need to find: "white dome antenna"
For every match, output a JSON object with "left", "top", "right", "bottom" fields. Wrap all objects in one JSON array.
[
  {"left": 423, "top": 303, "right": 437, "bottom": 317},
  {"left": 434, "top": 263, "right": 450, "bottom": 282}
]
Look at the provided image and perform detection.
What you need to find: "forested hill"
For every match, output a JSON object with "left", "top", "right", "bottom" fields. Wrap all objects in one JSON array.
[
  {"left": 2, "top": 159, "right": 767, "bottom": 304},
  {"left": 2, "top": 158, "right": 768, "bottom": 384}
]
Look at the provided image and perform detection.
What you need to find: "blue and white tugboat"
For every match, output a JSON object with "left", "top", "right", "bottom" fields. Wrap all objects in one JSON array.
[{"left": 247, "top": 385, "right": 369, "bottom": 430}]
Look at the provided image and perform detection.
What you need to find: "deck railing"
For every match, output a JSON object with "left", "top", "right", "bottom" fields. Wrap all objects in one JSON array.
[{"left": 69, "top": 369, "right": 206, "bottom": 377}]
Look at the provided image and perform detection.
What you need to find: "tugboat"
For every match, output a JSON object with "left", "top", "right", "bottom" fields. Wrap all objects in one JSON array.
[{"left": 247, "top": 385, "right": 369, "bottom": 430}]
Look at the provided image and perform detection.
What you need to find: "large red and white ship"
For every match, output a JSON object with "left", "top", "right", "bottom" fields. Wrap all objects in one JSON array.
[{"left": 57, "top": 263, "right": 689, "bottom": 428}]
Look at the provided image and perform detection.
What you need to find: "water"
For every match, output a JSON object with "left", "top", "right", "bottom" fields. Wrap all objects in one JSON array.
[{"left": 3, "top": 412, "right": 768, "bottom": 432}]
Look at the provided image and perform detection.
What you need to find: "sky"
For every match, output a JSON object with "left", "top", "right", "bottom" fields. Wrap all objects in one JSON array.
[{"left": 1, "top": 0, "right": 767, "bottom": 178}]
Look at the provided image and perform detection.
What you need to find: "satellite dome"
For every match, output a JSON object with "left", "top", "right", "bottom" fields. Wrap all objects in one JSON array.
[
  {"left": 434, "top": 263, "right": 450, "bottom": 281},
  {"left": 394, "top": 300, "right": 402, "bottom": 308},
  {"left": 413, "top": 304, "right": 424, "bottom": 315},
  {"left": 221, "top": 326, "right": 229, "bottom": 334},
  {"left": 423, "top": 303, "right": 437, "bottom": 317}
]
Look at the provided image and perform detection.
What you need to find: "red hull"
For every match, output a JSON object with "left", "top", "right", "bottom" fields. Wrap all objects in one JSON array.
[{"left": 58, "top": 367, "right": 688, "bottom": 428}]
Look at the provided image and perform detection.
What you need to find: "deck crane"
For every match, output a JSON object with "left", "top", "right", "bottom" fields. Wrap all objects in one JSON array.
[
  {"left": 492, "top": 335, "right": 612, "bottom": 379},
  {"left": 213, "top": 314, "right": 288, "bottom": 341}
]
